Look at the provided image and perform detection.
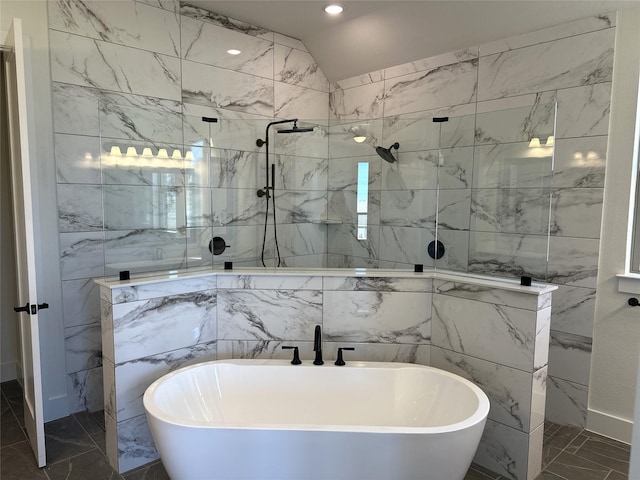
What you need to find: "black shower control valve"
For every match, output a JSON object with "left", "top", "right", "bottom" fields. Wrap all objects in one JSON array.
[
  {"left": 282, "top": 346, "right": 301, "bottom": 365},
  {"left": 628, "top": 297, "right": 639, "bottom": 307},
  {"left": 335, "top": 347, "right": 355, "bottom": 366}
]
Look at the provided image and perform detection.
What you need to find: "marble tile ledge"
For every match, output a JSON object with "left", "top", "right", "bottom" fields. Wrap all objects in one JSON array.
[{"left": 95, "top": 266, "right": 557, "bottom": 295}]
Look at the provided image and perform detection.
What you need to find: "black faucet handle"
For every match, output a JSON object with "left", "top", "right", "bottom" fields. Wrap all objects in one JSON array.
[
  {"left": 335, "top": 347, "right": 355, "bottom": 366},
  {"left": 282, "top": 346, "right": 301, "bottom": 365}
]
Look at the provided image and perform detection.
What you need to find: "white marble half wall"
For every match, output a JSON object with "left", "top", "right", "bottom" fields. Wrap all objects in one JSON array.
[{"left": 98, "top": 269, "right": 553, "bottom": 479}]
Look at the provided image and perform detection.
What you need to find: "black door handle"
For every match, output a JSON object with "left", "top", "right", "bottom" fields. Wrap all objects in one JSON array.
[
  {"left": 13, "top": 302, "right": 30, "bottom": 314},
  {"left": 38, "top": 303, "right": 49, "bottom": 311}
]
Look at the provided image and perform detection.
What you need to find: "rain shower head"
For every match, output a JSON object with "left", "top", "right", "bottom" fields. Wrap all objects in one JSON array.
[
  {"left": 376, "top": 142, "right": 400, "bottom": 163},
  {"left": 277, "top": 121, "right": 314, "bottom": 134}
]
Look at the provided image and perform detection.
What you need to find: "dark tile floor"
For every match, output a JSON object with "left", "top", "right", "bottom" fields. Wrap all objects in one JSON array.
[{"left": 1, "top": 380, "right": 631, "bottom": 480}]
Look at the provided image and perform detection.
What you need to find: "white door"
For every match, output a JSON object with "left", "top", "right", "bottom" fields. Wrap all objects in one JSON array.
[{"left": 4, "top": 18, "right": 46, "bottom": 467}]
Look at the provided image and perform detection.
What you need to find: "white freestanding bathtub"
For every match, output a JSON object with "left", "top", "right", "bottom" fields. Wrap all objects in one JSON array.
[{"left": 143, "top": 359, "right": 490, "bottom": 480}]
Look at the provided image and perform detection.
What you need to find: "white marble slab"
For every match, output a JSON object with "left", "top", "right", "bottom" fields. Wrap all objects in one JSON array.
[
  {"left": 180, "top": 4, "right": 272, "bottom": 41},
  {"left": 438, "top": 189, "right": 472, "bottom": 231},
  {"left": 548, "top": 331, "right": 592, "bottom": 385},
  {"left": 274, "top": 155, "right": 327, "bottom": 191},
  {"left": 438, "top": 146, "right": 475, "bottom": 189},
  {"left": 63, "top": 278, "right": 102, "bottom": 328},
  {"left": 57, "top": 184, "right": 103, "bottom": 233},
  {"left": 383, "top": 60, "right": 478, "bottom": 117},
  {"left": 474, "top": 419, "right": 532, "bottom": 480},
  {"left": 550, "top": 188, "right": 603, "bottom": 239},
  {"left": 334, "top": 70, "right": 384, "bottom": 91},
  {"left": 50, "top": 31, "right": 181, "bottom": 101},
  {"left": 478, "top": 28, "right": 614, "bottom": 101},
  {"left": 99, "top": 103, "right": 183, "bottom": 145},
  {"left": 327, "top": 119, "right": 383, "bottom": 159},
  {"left": 111, "top": 292, "right": 217, "bottom": 363},
  {"left": 182, "top": 60, "right": 273, "bottom": 116},
  {"left": 137, "top": 0, "right": 178, "bottom": 13},
  {"left": 433, "top": 229, "right": 471, "bottom": 272},
  {"left": 432, "top": 294, "right": 538, "bottom": 371},
  {"left": 431, "top": 347, "right": 535, "bottom": 432},
  {"left": 547, "top": 236, "right": 600, "bottom": 288},
  {"left": 114, "top": 341, "right": 217, "bottom": 421},
  {"left": 379, "top": 189, "right": 437, "bottom": 228},
  {"left": 378, "top": 226, "right": 435, "bottom": 268},
  {"left": 52, "top": 83, "right": 100, "bottom": 136},
  {"left": 548, "top": 285, "right": 596, "bottom": 337},
  {"left": 472, "top": 143, "right": 553, "bottom": 189},
  {"left": 103, "top": 185, "right": 185, "bottom": 230},
  {"left": 111, "top": 276, "right": 217, "bottom": 304},
  {"left": 116, "top": 414, "right": 159, "bottom": 473},
  {"left": 55, "top": 133, "right": 101, "bottom": 184},
  {"left": 322, "top": 276, "right": 431, "bottom": 292},
  {"left": 275, "top": 44, "right": 329, "bottom": 92},
  {"left": 217, "top": 290, "right": 322, "bottom": 340},
  {"left": 49, "top": 0, "right": 180, "bottom": 57},
  {"left": 545, "top": 376, "right": 588, "bottom": 427},
  {"left": 475, "top": 101, "right": 555, "bottom": 145},
  {"left": 328, "top": 189, "right": 381, "bottom": 227},
  {"left": 217, "top": 275, "right": 321, "bottom": 290},
  {"left": 274, "top": 82, "right": 329, "bottom": 121},
  {"left": 67, "top": 367, "right": 103, "bottom": 414},
  {"left": 384, "top": 47, "right": 478, "bottom": 80},
  {"left": 329, "top": 82, "right": 385, "bottom": 120},
  {"left": 328, "top": 155, "right": 382, "bottom": 191},
  {"left": 60, "top": 232, "right": 105, "bottom": 281},
  {"left": 323, "top": 291, "right": 431, "bottom": 343},
  {"left": 65, "top": 323, "right": 102, "bottom": 373},
  {"left": 552, "top": 136, "right": 607, "bottom": 188},
  {"left": 555, "top": 83, "right": 611, "bottom": 139},
  {"left": 181, "top": 16, "right": 274, "bottom": 79},
  {"left": 433, "top": 280, "right": 542, "bottom": 311},
  {"left": 471, "top": 188, "right": 551, "bottom": 235}
]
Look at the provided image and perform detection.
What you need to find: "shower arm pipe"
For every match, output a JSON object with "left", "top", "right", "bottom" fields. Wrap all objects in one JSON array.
[{"left": 259, "top": 118, "right": 299, "bottom": 191}]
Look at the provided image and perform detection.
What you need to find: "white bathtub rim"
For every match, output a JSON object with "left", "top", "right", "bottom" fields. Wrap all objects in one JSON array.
[{"left": 143, "top": 359, "right": 490, "bottom": 435}]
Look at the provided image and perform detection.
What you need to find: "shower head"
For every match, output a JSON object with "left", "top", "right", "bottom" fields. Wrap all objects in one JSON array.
[
  {"left": 376, "top": 142, "right": 400, "bottom": 163},
  {"left": 277, "top": 121, "right": 314, "bottom": 134}
]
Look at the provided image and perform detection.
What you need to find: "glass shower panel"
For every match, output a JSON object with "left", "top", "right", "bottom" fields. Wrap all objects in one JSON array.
[{"left": 444, "top": 101, "right": 556, "bottom": 283}]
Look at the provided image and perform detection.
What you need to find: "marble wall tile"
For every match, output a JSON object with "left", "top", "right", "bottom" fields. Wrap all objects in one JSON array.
[
  {"left": 101, "top": 143, "right": 185, "bottom": 187},
  {"left": 209, "top": 149, "right": 262, "bottom": 189},
  {"left": 468, "top": 232, "right": 549, "bottom": 281},
  {"left": 549, "top": 285, "right": 596, "bottom": 337},
  {"left": 182, "top": 60, "right": 273, "bottom": 116},
  {"left": 327, "top": 254, "right": 380, "bottom": 269},
  {"left": 382, "top": 117, "right": 439, "bottom": 153},
  {"left": 111, "top": 291, "right": 216, "bottom": 363},
  {"left": 65, "top": 323, "right": 103, "bottom": 373},
  {"left": 551, "top": 136, "right": 608, "bottom": 188},
  {"left": 111, "top": 276, "right": 217, "bottom": 304},
  {"left": 380, "top": 189, "right": 438, "bottom": 228},
  {"left": 471, "top": 188, "right": 551, "bottom": 235},
  {"left": 186, "top": 187, "right": 212, "bottom": 227},
  {"left": 431, "top": 347, "right": 535, "bottom": 433},
  {"left": 438, "top": 146, "right": 475, "bottom": 189},
  {"left": 378, "top": 226, "right": 436, "bottom": 268},
  {"left": 52, "top": 83, "right": 100, "bottom": 136},
  {"left": 269, "top": 223, "right": 328, "bottom": 258},
  {"left": 438, "top": 189, "right": 472, "bottom": 231},
  {"left": 548, "top": 331, "right": 592, "bottom": 385},
  {"left": 384, "top": 48, "right": 479, "bottom": 80},
  {"left": 328, "top": 189, "right": 381, "bottom": 226},
  {"left": 103, "top": 185, "right": 185, "bottom": 230},
  {"left": 434, "top": 230, "right": 471, "bottom": 272},
  {"left": 60, "top": 232, "right": 105, "bottom": 281},
  {"left": 216, "top": 340, "right": 315, "bottom": 361},
  {"left": 114, "top": 341, "right": 217, "bottom": 421},
  {"left": 217, "top": 289, "right": 322, "bottom": 341},
  {"left": 555, "top": 83, "right": 611, "bottom": 139},
  {"left": 274, "top": 33, "right": 307, "bottom": 52},
  {"left": 50, "top": 31, "right": 181, "bottom": 101},
  {"left": 101, "top": 300, "right": 114, "bottom": 364},
  {"left": 433, "top": 280, "right": 541, "bottom": 311},
  {"left": 479, "top": 14, "right": 615, "bottom": 56},
  {"left": 103, "top": 358, "right": 115, "bottom": 419},
  {"left": 49, "top": 0, "right": 180, "bottom": 57},
  {"left": 274, "top": 44, "right": 329, "bottom": 92},
  {"left": 327, "top": 119, "right": 383, "bottom": 159},
  {"left": 432, "top": 294, "right": 538, "bottom": 371},
  {"left": 275, "top": 155, "right": 327, "bottom": 191},
  {"left": 323, "top": 291, "right": 431, "bottom": 343},
  {"left": 55, "top": 134, "right": 101, "bottom": 184},
  {"left": 116, "top": 414, "right": 159, "bottom": 473},
  {"left": 334, "top": 70, "right": 384, "bottom": 91},
  {"left": 478, "top": 28, "right": 614, "bottom": 101},
  {"left": 211, "top": 188, "right": 265, "bottom": 226},
  {"left": 99, "top": 104, "right": 183, "bottom": 145},
  {"left": 181, "top": 16, "right": 274, "bottom": 78},
  {"left": 383, "top": 60, "right": 478, "bottom": 117},
  {"left": 329, "top": 81, "right": 385, "bottom": 120},
  {"left": 547, "top": 236, "right": 600, "bottom": 288},
  {"left": 272, "top": 124, "right": 329, "bottom": 158},
  {"left": 474, "top": 419, "right": 532, "bottom": 480},
  {"left": 531, "top": 368, "right": 548, "bottom": 433},
  {"left": 63, "top": 278, "right": 102, "bottom": 327},
  {"left": 475, "top": 101, "right": 556, "bottom": 145},
  {"left": 472, "top": 143, "right": 553, "bottom": 189},
  {"left": 550, "top": 188, "right": 603, "bottom": 238},
  {"left": 217, "top": 275, "right": 321, "bottom": 290},
  {"left": 328, "top": 155, "right": 382, "bottom": 191},
  {"left": 103, "top": 229, "right": 188, "bottom": 275},
  {"left": 136, "top": 0, "right": 178, "bottom": 13},
  {"left": 67, "top": 367, "right": 103, "bottom": 413},
  {"left": 323, "top": 276, "right": 432, "bottom": 292},
  {"left": 280, "top": 254, "right": 326, "bottom": 268},
  {"left": 180, "top": 4, "right": 272, "bottom": 41},
  {"left": 534, "top": 308, "right": 551, "bottom": 371},
  {"left": 57, "top": 184, "right": 103, "bottom": 232},
  {"left": 545, "top": 376, "right": 588, "bottom": 427},
  {"left": 193, "top": 225, "right": 263, "bottom": 266},
  {"left": 274, "top": 82, "right": 329, "bottom": 121}
]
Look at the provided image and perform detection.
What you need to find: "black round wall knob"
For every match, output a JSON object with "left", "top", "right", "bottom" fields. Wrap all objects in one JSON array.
[
  {"left": 428, "top": 240, "right": 445, "bottom": 259},
  {"left": 209, "top": 236, "right": 230, "bottom": 255}
]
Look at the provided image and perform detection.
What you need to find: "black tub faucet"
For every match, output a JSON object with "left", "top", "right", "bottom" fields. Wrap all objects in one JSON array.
[{"left": 313, "top": 325, "right": 324, "bottom": 365}]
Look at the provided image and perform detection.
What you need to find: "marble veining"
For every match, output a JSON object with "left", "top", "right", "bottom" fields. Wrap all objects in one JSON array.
[{"left": 180, "top": 3, "right": 272, "bottom": 40}]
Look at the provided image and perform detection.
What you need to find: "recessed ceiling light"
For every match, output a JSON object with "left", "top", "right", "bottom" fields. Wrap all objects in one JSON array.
[
  {"left": 227, "top": 49, "right": 242, "bottom": 55},
  {"left": 324, "top": 4, "right": 344, "bottom": 15}
]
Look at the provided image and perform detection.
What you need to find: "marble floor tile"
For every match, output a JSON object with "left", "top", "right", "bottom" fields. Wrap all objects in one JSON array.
[
  {"left": 0, "top": 441, "right": 48, "bottom": 480},
  {"left": 45, "top": 448, "right": 124, "bottom": 480},
  {"left": 122, "top": 460, "right": 170, "bottom": 480},
  {"left": 45, "top": 415, "right": 96, "bottom": 464}
]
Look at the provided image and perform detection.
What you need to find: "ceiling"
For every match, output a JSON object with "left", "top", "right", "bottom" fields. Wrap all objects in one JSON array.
[{"left": 186, "top": 0, "right": 639, "bottom": 81}]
